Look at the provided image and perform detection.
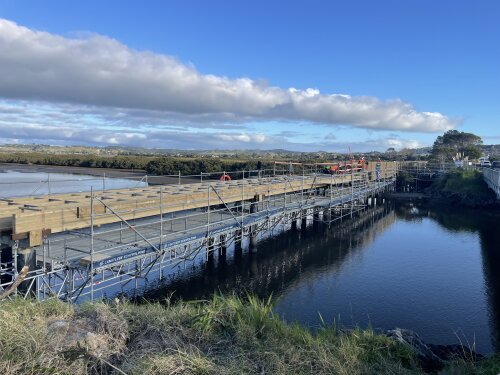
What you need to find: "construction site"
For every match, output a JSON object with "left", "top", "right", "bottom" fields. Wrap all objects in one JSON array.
[{"left": 0, "top": 161, "right": 398, "bottom": 302}]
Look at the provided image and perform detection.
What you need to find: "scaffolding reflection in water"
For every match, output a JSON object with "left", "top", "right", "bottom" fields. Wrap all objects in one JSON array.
[{"left": 0, "top": 164, "right": 397, "bottom": 302}]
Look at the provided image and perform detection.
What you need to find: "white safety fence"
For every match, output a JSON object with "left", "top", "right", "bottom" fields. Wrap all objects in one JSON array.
[{"left": 483, "top": 168, "right": 500, "bottom": 199}]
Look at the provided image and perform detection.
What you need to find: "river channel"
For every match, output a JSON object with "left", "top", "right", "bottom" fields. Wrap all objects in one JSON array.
[
  {"left": 1, "top": 169, "right": 499, "bottom": 354},
  {"left": 144, "top": 200, "right": 500, "bottom": 355}
]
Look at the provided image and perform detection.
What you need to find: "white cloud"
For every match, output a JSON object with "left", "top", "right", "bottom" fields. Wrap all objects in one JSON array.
[
  {"left": 0, "top": 18, "right": 457, "bottom": 134},
  {"left": 0, "top": 118, "right": 425, "bottom": 152},
  {"left": 0, "top": 121, "right": 279, "bottom": 150},
  {"left": 216, "top": 133, "right": 268, "bottom": 143},
  {"left": 0, "top": 123, "right": 148, "bottom": 146},
  {"left": 293, "top": 138, "right": 424, "bottom": 153},
  {"left": 385, "top": 138, "right": 422, "bottom": 150}
]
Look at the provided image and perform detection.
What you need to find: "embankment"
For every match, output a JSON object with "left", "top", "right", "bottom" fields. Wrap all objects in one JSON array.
[
  {"left": 426, "top": 170, "right": 499, "bottom": 208},
  {"left": 0, "top": 296, "right": 498, "bottom": 374}
]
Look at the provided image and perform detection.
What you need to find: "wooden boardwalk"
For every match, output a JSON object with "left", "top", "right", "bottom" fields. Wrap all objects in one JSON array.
[
  {"left": 0, "top": 162, "right": 397, "bottom": 302},
  {"left": 0, "top": 162, "right": 396, "bottom": 247}
]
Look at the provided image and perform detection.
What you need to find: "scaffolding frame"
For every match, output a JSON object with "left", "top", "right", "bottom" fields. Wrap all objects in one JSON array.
[{"left": 0, "top": 165, "right": 397, "bottom": 302}]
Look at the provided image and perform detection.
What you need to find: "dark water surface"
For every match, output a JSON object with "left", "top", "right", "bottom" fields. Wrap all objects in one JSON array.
[{"left": 145, "top": 201, "right": 500, "bottom": 354}]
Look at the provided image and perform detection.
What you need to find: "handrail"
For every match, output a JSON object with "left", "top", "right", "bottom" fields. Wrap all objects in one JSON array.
[{"left": 483, "top": 168, "right": 500, "bottom": 199}]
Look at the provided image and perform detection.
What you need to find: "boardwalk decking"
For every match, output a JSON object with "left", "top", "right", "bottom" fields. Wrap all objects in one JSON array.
[{"left": 0, "top": 162, "right": 397, "bottom": 301}]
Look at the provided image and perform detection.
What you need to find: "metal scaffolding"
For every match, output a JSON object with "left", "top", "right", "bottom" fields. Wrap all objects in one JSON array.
[{"left": 0, "top": 164, "right": 397, "bottom": 302}]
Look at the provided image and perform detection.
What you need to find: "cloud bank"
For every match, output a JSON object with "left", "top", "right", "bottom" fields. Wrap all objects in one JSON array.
[{"left": 0, "top": 18, "right": 456, "bottom": 135}]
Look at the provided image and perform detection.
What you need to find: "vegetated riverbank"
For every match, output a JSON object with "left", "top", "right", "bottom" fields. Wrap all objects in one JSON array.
[
  {"left": 0, "top": 296, "right": 498, "bottom": 375},
  {"left": 426, "top": 169, "right": 499, "bottom": 208},
  {"left": 0, "top": 152, "right": 274, "bottom": 176}
]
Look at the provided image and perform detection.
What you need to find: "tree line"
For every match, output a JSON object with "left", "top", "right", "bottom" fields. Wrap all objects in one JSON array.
[
  {"left": 143, "top": 158, "right": 272, "bottom": 175},
  {"left": 0, "top": 152, "right": 273, "bottom": 176},
  {"left": 0, "top": 130, "right": 488, "bottom": 176},
  {"left": 0, "top": 152, "right": 153, "bottom": 170}
]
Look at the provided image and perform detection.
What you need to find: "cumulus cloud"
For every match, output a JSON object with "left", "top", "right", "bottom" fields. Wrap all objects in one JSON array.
[
  {"left": 216, "top": 133, "right": 268, "bottom": 143},
  {"left": 0, "top": 123, "right": 146, "bottom": 145},
  {"left": 0, "top": 111, "right": 423, "bottom": 152},
  {"left": 0, "top": 121, "right": 278, "bottom": 150},
  {"left": 0, "top": 18, "right": 457, "bottom": 133},
  {"left": 297, "top": 138, "right": 423, "bottom": 153}
]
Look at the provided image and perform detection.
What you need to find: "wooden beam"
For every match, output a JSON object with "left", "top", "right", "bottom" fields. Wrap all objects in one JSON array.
[{"left": 0, "top": 164, "right": 397, "bottom": 247}]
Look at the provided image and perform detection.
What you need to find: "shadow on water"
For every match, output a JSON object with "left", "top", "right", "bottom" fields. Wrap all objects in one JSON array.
[
  {"left": 142, "top": 203, "right": 395, "bottom": 302},
  {"left": 479, "top": 216, "right": 500, "bottom": 352},
  {"left": 141, "top": 200, "right": 500, "bottom": 353},
  {"left": 395, "top": 201, "right": 500, "bottom": 352}
]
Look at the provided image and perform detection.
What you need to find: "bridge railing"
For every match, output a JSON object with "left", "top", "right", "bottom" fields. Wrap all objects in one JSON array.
[
  {"left": 483, "top": 168, "right": 500, "bottom": 199},
  {"left": 0, "top": 167, "right": 291, "bottom": 199},
  {"left": 0, "top": 162, "right": 386, "bottom": 199},
  {"left": 0, "top": 163, "right": 398, "bottom": 301}
]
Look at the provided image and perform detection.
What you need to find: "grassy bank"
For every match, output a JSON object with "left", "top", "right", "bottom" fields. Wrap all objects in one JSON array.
[
  {"left": 0, "top": 295, "right": 498, "bottom": 374},
  {"left": 428, "top": 169, "right": 498, "bottom": 207}
]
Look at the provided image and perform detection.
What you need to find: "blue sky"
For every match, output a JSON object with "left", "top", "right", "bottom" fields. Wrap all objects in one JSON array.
[{"left": 0, "top": 0, "right": 498, "bottom": 151}]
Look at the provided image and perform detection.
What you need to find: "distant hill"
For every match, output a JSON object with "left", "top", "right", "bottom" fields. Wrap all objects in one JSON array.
[
  {"left": 482, "top": 144, "right": 500, "bottom": 159},
  {"left": 0, "top": 143, "right": 498, "bottom": 161}
]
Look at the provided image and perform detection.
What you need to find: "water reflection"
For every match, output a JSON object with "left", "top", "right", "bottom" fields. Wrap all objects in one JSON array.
[
  {"left": 144, "top": 200, "right": 500, "bottom": 354},
  {"left": 143, "top": 204, "right": 391, "bottom": 301},
  {"left": 427, "top": 204, "right": 500, "bottom": 353},
  {"left": 392, "top": 201, "right": 500, "bottom": 353},
  {"left": 479, "top": 217, "right": 500, "bottom": 352}
]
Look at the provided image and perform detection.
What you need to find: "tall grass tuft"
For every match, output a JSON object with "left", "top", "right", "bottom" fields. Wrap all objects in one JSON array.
[{"left": 0, "top": 296, "right": 494, "bottom": 374}]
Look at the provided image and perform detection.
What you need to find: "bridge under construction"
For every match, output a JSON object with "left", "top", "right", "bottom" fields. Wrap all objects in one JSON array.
[{"left": 0, "top": 162, "right": 397, "bottom": 302}]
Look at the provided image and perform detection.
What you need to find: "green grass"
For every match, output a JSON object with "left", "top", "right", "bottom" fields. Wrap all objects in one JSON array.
[{"left": 0, "top": 295, "right": 497, "bottom": 374}]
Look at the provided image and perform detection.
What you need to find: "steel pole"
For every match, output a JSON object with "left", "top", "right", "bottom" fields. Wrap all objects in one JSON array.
[
  {"left": 159, "top": 187, "right": 164, "bottom": 281},
  {"left": 350, "top": 167, "right": 354, "bottom": 218},
  {"left": 207, "top": 185, "right": 211, "bottom": 236},
  {"left": 90, "top": 187, "right": 94, "bottom": 302}
]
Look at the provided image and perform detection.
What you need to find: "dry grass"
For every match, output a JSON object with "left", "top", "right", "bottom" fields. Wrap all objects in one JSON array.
[{"left": 0, "top": 295, "right": 495, "bottom": 374}]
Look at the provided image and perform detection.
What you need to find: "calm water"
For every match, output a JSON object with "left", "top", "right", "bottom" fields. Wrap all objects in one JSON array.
[
  {"left": 144, "top": 201, "right": 500, "bottom": 355},
  {"left": 0, "top": 170, "right": 147, "bottom": 197},
  {"left": 2, "top": 169, "right": 499, "bottom": 354}
]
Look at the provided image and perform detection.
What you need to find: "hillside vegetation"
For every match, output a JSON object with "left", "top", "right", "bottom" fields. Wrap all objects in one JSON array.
[
  {"left": 0, "top": 295, "right": 498, "bottom": 375},
  {"left": 0, "top": 152, "right": 272, "bottom": 176},
  {"left": 428, "top": 169, "right": 498, "bottom": 207}
]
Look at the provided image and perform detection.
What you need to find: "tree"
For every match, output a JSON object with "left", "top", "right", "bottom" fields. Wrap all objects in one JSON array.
[
  {"left": 462, "top": 145, "right": 482, "bottom": 160},
  {"left": 431, "top": 130, "right": 482, "bottom": 161}
]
